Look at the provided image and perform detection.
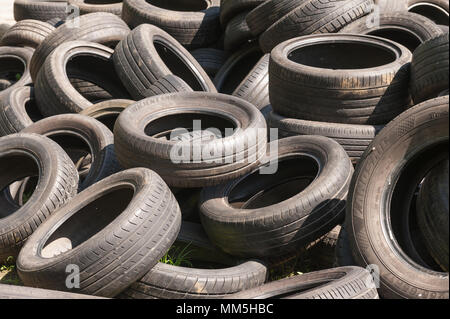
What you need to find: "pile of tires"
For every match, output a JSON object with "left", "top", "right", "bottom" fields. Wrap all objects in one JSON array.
[{"left": 0, "top": 0, "right": 447, "bottom": 299}]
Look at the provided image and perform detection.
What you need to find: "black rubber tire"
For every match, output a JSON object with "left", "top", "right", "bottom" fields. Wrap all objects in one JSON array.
[
  {"left": 268, "top": 111, "right": 383, "bottom": 164},
  {"left": 0, "top": 284, "right": 106, "bottom": 299},
  {"left": 0, "top": 24, "right": 13, "bottom": 39},
  {"left": 213, "top": 44, "right": 263, "bottom": 94},
  {"left": 0, "top": 86, "right": 45, "bottom": 136},
  {"left": 0, "top": 133, "right": 79, "bottom": 263},
  {"left": 232, "top": 54, "right": 270, "bottom": 114},
  {"left": 22, "top": 114, "right": 121, "bottom": 191},
  {"left": 226, "top": 266, "right": 379, "bottom": 299},
  {"left": 224, "top": 11, "right": 254, "bottom": 52},
  {"left": 305, "top": 225, "right": 341, "bottom": 269},
  {"left": 375, "top": 0, "right": 408, "bottom": 13},
  {"left": 410, "top": 33, "right": 449, "bottom": 104},
  {"left": 114, "top": 92, "right": 267, "bottom": 188},
  {"left": 335, "top": 224, "right": 356, "bottom": 267},
  {"left": 0, "top": 46, "right": 33, "bottom": 103},
  {"left": 346, "top": 96, "right": 449, "bottom": 299},
  {"left": 121, "top": 0, "right": 221, "bottom": 49},
  {"left": 246, "top": 0, "right": 306, "bottom": 37},
  {"left": 199, "top": 135, "right": 353, "bottom": 258},
  {"left": 416, "top": 159, "right": 449, "bottom": 272},
  {"left": 121, "top": 222, "right": 267, "bottom": 299},
  {"left": 269, "top": 34, "right": 412, "bottom": 125},
  {"left": 45, "top": 17, "right": 66, "bottom": 28},
  {"left": 79, "top": 99, "right": 135, "bottom": 132},
  {"left": 0, "top": 20, "right": 55, "bottom": 49},
  {"left": 14, "top": 0, "right": 68, "bottom": 22},
  {"left": 408, "top": 0, "right": 449, "bottom": 26},
  {"left": 220, "top": 0, "right": 265, "bottom": 26},
  {"left": 69, "top": 0, "right": 123, "bottom": 16},
  {"left": 29, "top": 12, "right": 130, "bottom": 81},
  {"left": 35, "top": 40, "right": 131, "bottom": 117},
  {"left": 142, "top": 75, "right": 193, "bottom": 98},
  {"left": 339, "top": 12, "right": 444, "bottom": 52},
  {"left": 17, "top": 167, "right": 181, "bottom": 298},
  {"left": 259, "top": 0, "right": 374, "bottom": 53},
  {"left": 113, "top": 24, "right": 216, "bottom": 100},
  {"left": 190, "top": 48, "right": 229, "bottom": 78}
]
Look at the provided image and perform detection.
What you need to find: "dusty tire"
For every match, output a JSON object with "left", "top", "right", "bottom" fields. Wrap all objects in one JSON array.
[
  {"left": 232, "top": 54, "right": 270, "bottom": 114},
  {"left": 226, "top": 266, "right": 379, "bottom": 299},
  {"left": 220, "top": 0, "right": 265, "bottom": 26},
  {"left": 22, "top": 114, "right": 121, "bottom": 190},
  {"left": 114, "top": 92, "right": 267, "bottom": 188},
  {"left": 121, "top": 222, "right": 267, "bottom": 299},
  {"left": 269, "top": 34, "right": 412, "bottom": 125},
  {"left": 29, "top": 12, "right": 130, "bottom": 81},
  {"left": 0, "top": 133, "right": 78, "bottom": 263},
  {"left": 190, "top": 48, "right": 229, "bottom": 78},
  {"left": 335, "top": 225, "right": 356, "bottom": 267},
  {"left": 259, "top": 0, "right": 374, "bottom": 53},
  {"left": 407, "top": 0, "right": 449, "bottom": 26},
  {"left": 35, "top": 41, "right": 130, "bottom": 117},
  {"left": 346, "top": 96, "right": 449, "bottom": 299},
  {"left": 0, "top": 284, "right": 106, "bottom": 299},
  {"left": 17, "top": 167, "right": 181, "bottom": 298},
  {"left": 0, "top": 86, "right": 45, "bottom": 136},
  {"left": 268, "top": 111, "right": 383, "bottom": 164},
  {"left": 0, "top": 20, "right": 55, "bottom": 49},
  {"left": 121, "top": 0, "right": 221, "bottom": 49},
  {"left": 69, "top": 0, "right": 123, "bottom": 16},
  {"left": 142, "top": 75, "right": 193, "bottom": 98},
  {"left": 224, "top": 11, "right": 254, "bottom": 52},
  {"left": 246, "top": 0, "right": 306, "bottom": 37},
  {"left": 199, "top": 136, "right": 353, "bottom": 258},
  {"left": 14, "top": 0, "right": 68, "bottom": 22},
  {"left": 213, "top": 44, "right": 263, "bottom": 94},
  {"left": 410, "top": 33, "right": 449, "bottom": 104},
  {"left": 0, "top": 46, "right": 33, "bottom": 102},
  {"left": 339, "top": 12, "right": 444, "bottom": 52},
  {"left": 79, "top": 99, "right": 135, "bottom": 132},
  {"left": 416, "top": 159, "right": 449, "bottom": 271},
  {"left": 113, "top": 24, "right": 216, "bottom": 100}
]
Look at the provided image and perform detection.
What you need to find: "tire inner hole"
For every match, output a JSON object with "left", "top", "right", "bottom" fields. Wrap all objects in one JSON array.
[
  {"left": 228, "top": 155, "right": 319, "bottom": 209},
  {"left": 0, "top": 57, "right": 24, "bottom": 87},
  {"left": 288, "top": 42, "right": 397, "bottom": 69},
  {"left": 366, "top": 27, "right": 422, "bottom": 52},
  {"left": 40, "top": 186, "right": 134, "bottom": 258},
  {"left": 147, "top": 0, "right": 208, "bottom": 12},
  {"left": 408, "top": 3, "right": 449, "bottom": 25}
]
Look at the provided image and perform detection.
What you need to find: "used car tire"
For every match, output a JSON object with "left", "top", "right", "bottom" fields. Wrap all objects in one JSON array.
[
  {"left": 0, "top": 19, "right": 55, "bottom": 49},
  {"left": 79, "top": 99, "right": 135, "bottom": 132},
  {"left": 213, "top": 44, "right": 263, "bottom": 94},
  {"left": 113, "top": 24, "right": 216, "bottom": 100},
  {"left": 114, "top": 92, "right": 267, "bottom": 188},
  {"left": 224, "top": 11, "right": 254, "bottom": 52},
  {"left": 199, "top": 135, "right": 354, "bottom": 258},
  {"left": 0, "top": 86, "right": 45, "bottom": 136},
  {"left": 121, "top": 0, "right": 221, "bottom": 49},
  {"left": 35, "top": 41, "right": 131, "bottom": 117},
  {"left": 246, "top": 0, "right": 306, "bottom": 37},
  {"left": 259, "top": 0, "right": 374, "bottom": 53},
  {"left": 339, "top": 12, "right": 444, "bottom": 52},
  {"left": 69, "top": 0, "right": 123, "bottom": 16},
  {"left": 416, "top": 159, "right": 449, "bottom": 272},
  {"left": 269, "top": 34, "right": 412, "bottom": 125},
  {"left": 226, "top": 266, "right": 379, "bottom": 299},
  {"left": 142, "top": 75, "right": 194, "bottom": 98},
  {"left": 220, "top": 0, "right": 265, "bottom": 26},
  {"left": 0, "top": 133, "right": 79, "bottom": 263},
  {"left": 410, "top": 33, "right": 449, "bottom": 104},
  {"left": 22, "top": 114, "right": 121, "bottom": 190},
  {"left": 268, "top": 111, "right": 383, "bottom": 163},
  {"left": 0, "top": 46, "right": 33, "bottom": 102},
  {"left": 0, "top": 284, "right": 106, "bottom": 299},
  {"left": 14, "top": 0, "right": 68, "bottom": 22},
  {"left": 29, "top": 12, "right": 130, "bottom": 81},
  {"left": 17, "top": 167, "right": 181, "bottom": 298},
  {"left": 408, "top": 0, "right": 449, "bottom": 26},
  {"left": 122, "top": 222, "right": 267, "bottom": 299},
  {"left": 190, "top": 48, "right": 229, "bottom": 78},
  {"left": 346, "top": 95, "right": 449, "bottom": 299}
]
